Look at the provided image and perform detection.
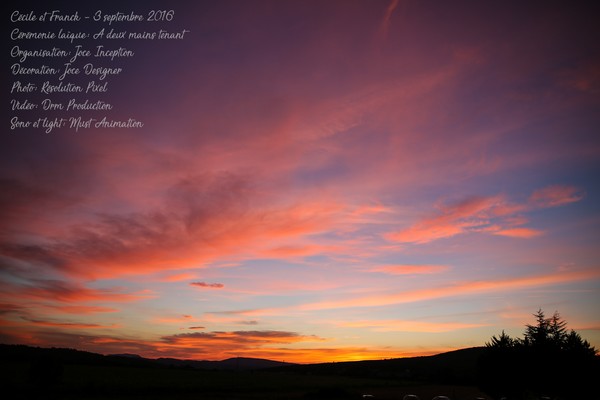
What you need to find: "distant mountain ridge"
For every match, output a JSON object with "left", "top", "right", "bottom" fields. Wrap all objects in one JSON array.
[
  {"left": 0, "top": 344, "right": 295, "bottom": 370},
  {"left": 155, "top": 356, "right": 295, "bottom": 370},
  {"left": 0, "top": 343, "right": 498, "bottom": 399},
  {"left": 0, "top": 343, "right": 484, "bottom": 381},
  {"left": 272, "top": 347, "right": 485, "bottom": 384}
]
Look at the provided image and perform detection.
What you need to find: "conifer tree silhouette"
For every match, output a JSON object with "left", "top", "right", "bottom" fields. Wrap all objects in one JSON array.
[{"left": 478, "top": 309, "right": 598, "bottom": 399}]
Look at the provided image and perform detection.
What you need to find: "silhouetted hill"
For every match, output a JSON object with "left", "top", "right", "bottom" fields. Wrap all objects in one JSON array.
[
  {"left": 0, "top": 343, "right": 485, "bottom": 383},
  {"left": 109, "top": 353, "right": 143, "bottom": 359},
  {"left": 0, "top": 343, "right": 495, "bottom": 399},
  {"left": 156, "top": 356, "right": 294, "bottom": 370},
  {"left": 0, "top": 343, "right": 157, "bottom": 368},
  {"left": 274, "top": 347, "right": 486, "bottom": 384},
  {"left": 0, "top": 344, "right": 294, "bottom": 370}
]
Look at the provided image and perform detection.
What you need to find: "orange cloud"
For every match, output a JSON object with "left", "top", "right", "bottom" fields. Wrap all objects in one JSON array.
[
  {"left": 492, "top": 227, "right": 543, "bottom": 238},
  {"left": 158, "top": 273, "right": 199, "bottom": 282},
  {"left": 161, "top": 330, "right": 324, "bottom": 346},
  {"left": 153, "top": 330, "right": 330, "bottom": 361}
]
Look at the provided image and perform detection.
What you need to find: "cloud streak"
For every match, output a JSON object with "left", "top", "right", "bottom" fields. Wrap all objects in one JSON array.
[
  {"left": 190, "top": 282, "right": 225, "bottom": 289},
  {"left": 386, "top": 185, "right": 583, "bottom": 244},
  {"left": 0, "top": 174, "right": 344, "bottom": 280},
  {"left": 529, "top": 185, "right": 585, "bottom": 208},
  {"left": 21, "top": 317, "right": 116, "bottom": 330},
  {"left": 379, "top": 0, "right": 400, "bottom": 40},
  {"left": 372, "top": 265, "right": 449, "bottom": 275},
  {"left": 337, "top": 319, "right": 487, "bottom": 333},
  {"left": 0, "top": 278, "right": 145, "bottom": 304},
  {"left": 301, "top": 268, "right": 600, "bottom": 311}
]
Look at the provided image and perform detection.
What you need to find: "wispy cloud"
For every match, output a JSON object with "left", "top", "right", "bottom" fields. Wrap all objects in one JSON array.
[
  {"left": 386, "top": 185, "right": 583, "bottom": 244},
  {"left": 492, "top": 227, "right": 543, "bottom": 238},
  {"left": 529, "top": 185, "right": 584, "bottom": 208},
  {"left": 190, "top": 282, "right": 224, "bottom": 289},
  {"left": 386, "top": 195, "right": 508, "bottom": 244},
  {"left": 51, "top": 305, "right": 118, "bottom": 314},
  {"left": 0, "top": 278, "right": 146, "bottom": 304},
  {"left": 337, "top": 319, "right": 487, "bottom": 333},
  {"left": 378, "top": 0, "right": 400, "bottom": 40},
  {"left": 153, "top": 314, "right": 202, "bottom": 325},
  {"left": 0, "top": 174, "right": 344, "bottom": 280},
  {"left": 158, "top": 273, "right": 199, "bottom": 282},
  {"left": 21, "top": 317, "right": 116, "bottom": 330},
  {"left": 300, "top": 268, "right": 600, "bottom": 311},
  {"left": 238, "top": 320, "right": 258, "bottom": 326},
  {"left": 161, "top": 330, "right": 324, "bottom": 346},
  {"left": 371, "top": 264, "right": 449, "bottom": 275}
]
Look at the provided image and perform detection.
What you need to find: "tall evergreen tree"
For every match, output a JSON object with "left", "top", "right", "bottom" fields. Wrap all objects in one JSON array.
[{"left": 479, "top": 309, "right": 598, "bottom": 399}]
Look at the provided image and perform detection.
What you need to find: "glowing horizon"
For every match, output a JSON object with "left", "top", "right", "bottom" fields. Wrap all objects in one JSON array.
[{"left": 2, "top": 1, "right": 599, "bottom": 363}]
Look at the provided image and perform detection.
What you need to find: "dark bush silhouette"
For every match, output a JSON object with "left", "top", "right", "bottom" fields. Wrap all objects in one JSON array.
[{"left": 478, "top": 309, "right": 598, "bottom": 399}]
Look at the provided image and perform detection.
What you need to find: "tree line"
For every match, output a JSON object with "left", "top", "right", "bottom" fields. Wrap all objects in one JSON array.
[{"left": 478, "top": 309, "right": 598, "bottom": 399}]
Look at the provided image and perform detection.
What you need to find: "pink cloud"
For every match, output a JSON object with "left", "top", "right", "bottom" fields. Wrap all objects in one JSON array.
[
  {"left": 378, "top": 0, "right": 400, "bottom": 40},
  {"left": 387, "top": 185, "right": 583, "bottom": 244},
  {"left": 529, "top": 185, "right": 584, "bottom": 208},
  {"left": 0, "top": 174, "right": 345, "bottom": 280},
  {"left": 0, "top": 279, "right": 147, "bottom": 304},
  {"left": 386, "top": 195, "right": 505, "bottom": 244},
  {"left": 261, "top": 244, "right": 338, "bottom": 258}
]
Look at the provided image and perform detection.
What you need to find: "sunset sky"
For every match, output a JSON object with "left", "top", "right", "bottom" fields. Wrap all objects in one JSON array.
[{"left": 2, "top": 0, "right": 599, "bottom": 363}]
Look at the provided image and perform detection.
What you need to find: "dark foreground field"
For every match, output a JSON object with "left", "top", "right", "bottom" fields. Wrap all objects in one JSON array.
[
  {"left": 1, "top": 361, "right": 490, "bottom": 400},
  {"left": 0, "top": 344, "right": 493, "bottom": 399}
]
